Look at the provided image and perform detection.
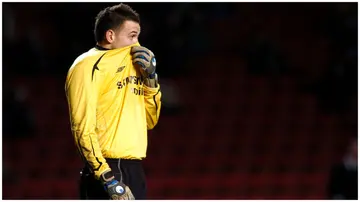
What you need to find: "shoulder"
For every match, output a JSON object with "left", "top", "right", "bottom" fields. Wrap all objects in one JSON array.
[
  {"left": 68, "top": 46, "right": 133, "bottom": 74},
  {"left": 70, "top": 49, "right": 98, "bottom": 67},
  {"left": 99, "top": 47, "right": 133, "bottom": 72},
  {"left": 67, "top": 49, "right": 105, "bottom": 73},
  {"left": 104, "top": 47, "right": 132, "bottom": 61}
]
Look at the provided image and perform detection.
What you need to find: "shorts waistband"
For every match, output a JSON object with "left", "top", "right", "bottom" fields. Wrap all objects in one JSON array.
[
  {"left": 81, "top": 158, "right": 142, "bottom": 175},
  {"left": 105, "top": 158, "right": 142, "bottom": 163}
]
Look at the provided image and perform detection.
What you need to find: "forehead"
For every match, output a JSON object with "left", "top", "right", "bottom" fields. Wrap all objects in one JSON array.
[{"left": 118, "top": 20, "right": 140, "bottom": 33}]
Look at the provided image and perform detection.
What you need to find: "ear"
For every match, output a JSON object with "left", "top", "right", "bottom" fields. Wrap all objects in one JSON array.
[{"left": 105, "top": 29, "right": 116, "bottom": 43}]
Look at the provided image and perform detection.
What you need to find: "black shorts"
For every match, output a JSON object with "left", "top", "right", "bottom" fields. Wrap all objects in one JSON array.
[{"left": 79, "top": 159, "right": 147, "bottom": 200}]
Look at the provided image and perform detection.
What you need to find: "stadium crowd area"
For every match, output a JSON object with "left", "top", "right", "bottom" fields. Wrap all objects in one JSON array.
[{"left": 3, "top": 3, "right": 357, "bottom": 199}]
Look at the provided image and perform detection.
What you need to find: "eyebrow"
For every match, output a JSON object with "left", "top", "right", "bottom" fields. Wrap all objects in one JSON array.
[{"left": 129, "top": 30, "right": 140, "bottom": 35}]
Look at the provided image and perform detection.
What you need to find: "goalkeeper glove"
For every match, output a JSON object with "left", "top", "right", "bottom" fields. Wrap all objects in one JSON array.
[
  {"left": 131, "top": 46, "right": 159, "bottom": 88},
  {"left": 100, "top": 170, "right": 135, "bottom": 200},
  {"left": 131, "top": 46, "right": 157, "bottom": 69},
  {"left": 131, "top": 46, "right": 156, "bottom": 78}
]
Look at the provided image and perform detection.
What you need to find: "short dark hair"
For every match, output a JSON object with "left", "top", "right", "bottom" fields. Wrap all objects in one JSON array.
[{"left": 94, "top": 3, "right": 140, "bottom": 43}]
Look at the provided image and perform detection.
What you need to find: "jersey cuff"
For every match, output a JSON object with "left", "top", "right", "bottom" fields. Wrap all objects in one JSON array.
[
  {"left": 94, "top": 164, "right": 111, "bottom": 180},
  {"left": 143, "top": 84, "right": 160, "bottom": 96}
]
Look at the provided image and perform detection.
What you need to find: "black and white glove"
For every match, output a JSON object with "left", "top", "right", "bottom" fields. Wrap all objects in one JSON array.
[
  {"left": 100, "top": 170, "right": 135, "bottom": 200},
  {"left": 131, "top": 46, "right": 158, "bottom": 88}
]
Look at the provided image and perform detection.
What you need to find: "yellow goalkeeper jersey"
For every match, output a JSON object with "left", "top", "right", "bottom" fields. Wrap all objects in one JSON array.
[{"left": 65, "top": 43, "right": 161, "bottom": 179}]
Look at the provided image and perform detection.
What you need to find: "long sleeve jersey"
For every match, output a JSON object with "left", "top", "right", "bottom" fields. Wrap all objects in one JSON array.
[{"left": 65, "top": 43, "right": 161, "bottom": 179}]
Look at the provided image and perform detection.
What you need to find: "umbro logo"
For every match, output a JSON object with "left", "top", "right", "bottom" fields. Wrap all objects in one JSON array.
[{"left": 117, "top": 66, "right": 125, "bottom": 73}]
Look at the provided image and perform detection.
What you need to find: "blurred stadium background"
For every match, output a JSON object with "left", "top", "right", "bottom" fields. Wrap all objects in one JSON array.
[{"left": 2, "top": 2, "right": 357, "bottom": 199}]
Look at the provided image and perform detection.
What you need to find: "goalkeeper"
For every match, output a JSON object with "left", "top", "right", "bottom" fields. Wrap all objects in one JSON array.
[{"left": 65, "top": 3, "right": 161, "bottom": 200}]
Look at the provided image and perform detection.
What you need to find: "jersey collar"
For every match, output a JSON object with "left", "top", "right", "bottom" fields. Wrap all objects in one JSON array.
[{"left": 95, "top": 44, "right": 110, "bottom": 51}]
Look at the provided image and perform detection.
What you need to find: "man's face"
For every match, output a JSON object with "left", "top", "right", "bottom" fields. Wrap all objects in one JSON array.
[{"left": 111, "top": 20, "right": 140, "bottom": 49}]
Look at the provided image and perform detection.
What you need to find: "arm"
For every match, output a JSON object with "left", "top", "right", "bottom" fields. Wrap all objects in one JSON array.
[
  {"left": 143, "top": 74, "right": 162, "bottom": 130},
  {"left": 65, "top": 58, "right": 110, "bottom": 180},
  {"left": 131, "top": 46, "right": 162, "bottom": 130}
]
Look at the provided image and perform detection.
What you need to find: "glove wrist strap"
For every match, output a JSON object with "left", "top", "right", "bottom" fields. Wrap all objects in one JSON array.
[
  {"left": 148, "top": 72, "right": 156, "bottom": 79},
  {"left": 101, "top": 170, "right": 115, "bottom": 183},
  {"left": 144, "top": 74, "right": 158, "bottom": 88}
]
